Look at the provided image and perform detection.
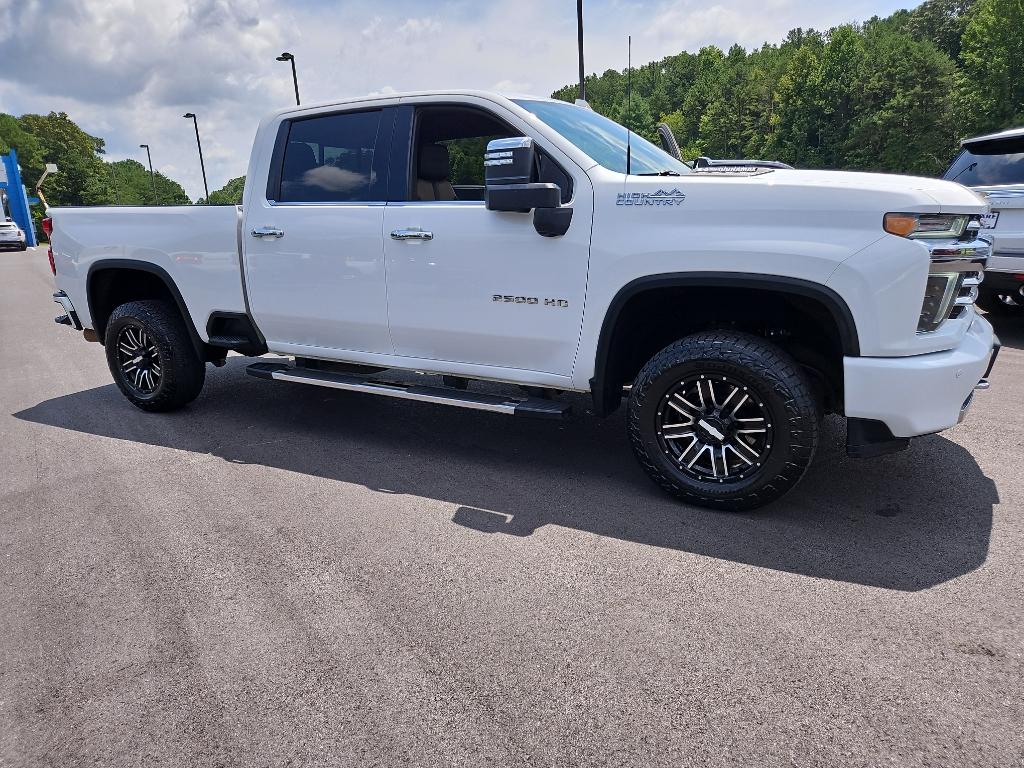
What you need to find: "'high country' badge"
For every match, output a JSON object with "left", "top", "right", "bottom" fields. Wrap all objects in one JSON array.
[{"left": 616, "top": 188, "right": 687, "bottom": 207}]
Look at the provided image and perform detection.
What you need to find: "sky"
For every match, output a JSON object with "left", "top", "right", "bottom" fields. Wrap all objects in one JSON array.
[{"left": 0, "top": 0, "right": 918, "bottom": 201}]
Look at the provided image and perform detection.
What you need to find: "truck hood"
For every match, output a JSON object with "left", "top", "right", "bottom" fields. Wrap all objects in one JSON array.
[{"left": 759, "top": 168, "right": 988, "bottom": 213}]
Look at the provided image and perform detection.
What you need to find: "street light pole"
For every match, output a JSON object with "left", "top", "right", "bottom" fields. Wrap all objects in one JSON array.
[
  {"left": 183, "top": 113, "right": 210, "bottom": 203},
  {"left": 139, "top": 144, "right": 157, "bottom": 204},
  {"left": 577, "top": 0, "right": 586, "bottom": 102},
  {"left": 277, "top": 52, "right": 300, "bottom": 106}
]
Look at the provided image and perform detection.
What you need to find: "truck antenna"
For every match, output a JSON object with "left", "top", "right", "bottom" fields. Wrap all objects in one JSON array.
[{"left": 626, "top": 35, "right": 632, "bottom": 176}]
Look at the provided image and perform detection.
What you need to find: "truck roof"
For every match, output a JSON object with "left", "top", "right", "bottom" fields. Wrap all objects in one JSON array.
[{"left": 267, "top": 90, "right": 555, "bottom": 120}]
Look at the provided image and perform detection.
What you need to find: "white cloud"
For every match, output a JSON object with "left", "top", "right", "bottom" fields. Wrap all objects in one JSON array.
[{"left": 0, "top": 0, "right": 914, "bottom": 200}]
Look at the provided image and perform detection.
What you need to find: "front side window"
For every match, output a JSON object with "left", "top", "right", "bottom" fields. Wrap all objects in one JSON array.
[
  {"left": 279, "top": 110, "right": 383, "bottom": 202},
  {"left": 409, "top": 105, "right": 574, "bottom": 203},
  {"left": 513, "top": 99, "right": 691, "bottom": 177},
  {"left": 944, "top": 138, "right": 1024, "bottom": 186},
  {"left": 411, "top": 106, "right": 515, "bottom": 202}
]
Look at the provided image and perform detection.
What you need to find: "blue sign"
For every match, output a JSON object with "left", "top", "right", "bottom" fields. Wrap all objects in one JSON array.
[{"left": 0, "top": 149, "right": 38, "bottom": 247}]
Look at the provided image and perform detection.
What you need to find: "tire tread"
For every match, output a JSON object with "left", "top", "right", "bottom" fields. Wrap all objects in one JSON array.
[{"left": 627, "top": 331, "right": 819, "bottom": 511}]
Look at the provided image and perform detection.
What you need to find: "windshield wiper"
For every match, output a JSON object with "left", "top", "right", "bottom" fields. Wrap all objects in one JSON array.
[{"left": 636, "top": 170, "right": 681, "bottom": 176}]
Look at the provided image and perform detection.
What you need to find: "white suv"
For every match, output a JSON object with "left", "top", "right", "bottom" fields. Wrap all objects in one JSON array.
[
  {"left": 0, "top": 219, "right": 27, "bottom": 251},
  {"left": 944, "top": 126, "right": 1024, "bottom": 314}
]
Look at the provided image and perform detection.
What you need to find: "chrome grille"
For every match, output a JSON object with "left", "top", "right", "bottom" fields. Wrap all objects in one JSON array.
[{"left": 917, "top": 216, "right": 990, "bottom": 332}]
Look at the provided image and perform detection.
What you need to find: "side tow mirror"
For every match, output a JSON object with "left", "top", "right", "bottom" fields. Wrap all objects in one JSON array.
[
  {"left": 484, "top": 136, "right": 573, "bottom": 236},
  {"left": 484, "top": 137, "right": 559, "bottom": 212}
]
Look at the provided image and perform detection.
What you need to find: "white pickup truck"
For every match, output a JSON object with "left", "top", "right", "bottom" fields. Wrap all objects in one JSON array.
[{"left": 46, "top": 91, "right": 1000, "bottom": 510}]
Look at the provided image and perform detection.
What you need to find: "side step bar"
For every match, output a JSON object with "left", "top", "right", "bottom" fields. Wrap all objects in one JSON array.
[{"left": 246, "top": 362, "right": 571, "bottom": 420}]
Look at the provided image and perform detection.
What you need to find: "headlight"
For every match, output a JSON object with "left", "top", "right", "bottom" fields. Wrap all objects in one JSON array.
[{"left": 884, "top": 212, "right": 969, "bottom": 239}]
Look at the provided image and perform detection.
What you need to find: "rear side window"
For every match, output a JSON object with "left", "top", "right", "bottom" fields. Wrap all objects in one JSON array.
[
  {"left": 277, "top": 110, "right": 384, "bottom": 202},
  {"left": 944, "top": 138, "right": 1024, "bottom": 186}
]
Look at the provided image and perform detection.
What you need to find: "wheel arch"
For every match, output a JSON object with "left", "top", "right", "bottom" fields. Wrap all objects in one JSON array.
[
  {"left": 86, "top": 260, "right": 205, "bottom": 356},
  {"left": 589, "top": 272, "right": 861, "bottom": 416}
]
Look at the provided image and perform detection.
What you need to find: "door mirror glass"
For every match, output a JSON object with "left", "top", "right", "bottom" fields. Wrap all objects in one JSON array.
[{"left": 484, "top": 137, "right": 559, "bottom": 212}]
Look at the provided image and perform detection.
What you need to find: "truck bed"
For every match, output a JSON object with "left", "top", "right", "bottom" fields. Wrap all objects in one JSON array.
[{"left": 50, "top": 205, "right": 246, "bottom": 340}]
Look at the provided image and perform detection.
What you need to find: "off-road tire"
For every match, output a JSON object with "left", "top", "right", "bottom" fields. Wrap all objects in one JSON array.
[
  {"left": 627, "top": 331, "right": 819, "bottom": 511},
  {"left": 104, "top": 300, "right": 205, "bottom": 412}
]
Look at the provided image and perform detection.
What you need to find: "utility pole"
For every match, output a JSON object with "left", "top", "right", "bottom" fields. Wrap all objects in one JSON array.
[
  {"left": 577, "top": 0, "right": 586, "bottom": 102},
  {"left": 183, "top": 113, "right": 210, "bottom": 203},
  {"left": 139, "top": 144, "right": 157, "bottom": 204}
]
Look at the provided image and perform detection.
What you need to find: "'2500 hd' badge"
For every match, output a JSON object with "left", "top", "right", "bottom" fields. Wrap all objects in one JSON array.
[{"left": 616, "top": 188, "right": 687, "bottom": 207}]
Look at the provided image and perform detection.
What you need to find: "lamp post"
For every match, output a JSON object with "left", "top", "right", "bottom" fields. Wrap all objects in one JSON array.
[
  {"left": 276, "top": 52, "right": 300, "bottom": 106},
  {"left": 576, "top": 0, "right": 586, "bottom": 102},
  {"left": 139, "top": 144, "right": 157, "bottom": 204},
  {"left": 183, "top": 113, "right": 210, "bottom": 203}
]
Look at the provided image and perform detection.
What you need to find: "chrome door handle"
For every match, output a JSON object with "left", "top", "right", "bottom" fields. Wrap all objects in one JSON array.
[
  {"left": 251, "top": 226, "right": 284, "bottom": 239},
  {"left": 390, "top": 228, "right": 433, "bottom": 241}
]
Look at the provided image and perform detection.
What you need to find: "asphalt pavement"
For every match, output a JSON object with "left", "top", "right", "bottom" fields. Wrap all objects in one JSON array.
[{"left": 2, "top": 246, "right": 1022, "bottom": 767}]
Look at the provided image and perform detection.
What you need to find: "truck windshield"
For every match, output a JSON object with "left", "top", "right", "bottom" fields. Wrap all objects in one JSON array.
[
  {"left": 513, "top": 99, "right": 691, "bottom": 176},
  {"left": 944, "top": 137, "right": 1024, "bottom": 186}
]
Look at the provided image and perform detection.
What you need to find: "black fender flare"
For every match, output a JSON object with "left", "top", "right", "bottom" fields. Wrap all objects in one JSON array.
[
  {"left": 86, "top": 259, "right": 206, "bottom": 356},
  {"left": 589, "top": 272, "right": 861, "bottom": 416}
]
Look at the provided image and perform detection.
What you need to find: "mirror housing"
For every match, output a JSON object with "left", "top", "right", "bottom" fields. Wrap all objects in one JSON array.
[
  {"left": 484, "top": 136, "right": 573, "bottom": 236},
  {"left": 484, "top": 137, "right": 559, "bottom": 212}
]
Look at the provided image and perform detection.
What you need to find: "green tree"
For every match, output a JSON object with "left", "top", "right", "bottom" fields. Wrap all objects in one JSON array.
[
  {"left": 908, "top": 0, "right": 976, "bottom": 60},
  {"left": 817, "top": 26, "right": 866, "bottom": 167},
  {"left": 612, "top": 93, "right": 657, "bottom": 142},
  {"left": 766, "top": 46, "right": 825, "bottom": 166},
  {"left": 17, "top": 112, "right": 111, "bottom": 207},
  {"left": 846, "top": 31, "right": 959, "bottom": 174},
  {"left": 106, "top": 159, "right": 190, "bottom": 205},
  {"left": 202, "top": 175, "right": 246, "bottom": 205},
  {"left": 958, "top": 0, "right": 1024, "bottom": 134}
]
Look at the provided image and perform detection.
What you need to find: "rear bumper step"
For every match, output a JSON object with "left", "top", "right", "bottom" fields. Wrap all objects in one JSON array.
[
  {"left": 52, "top": 291, "right": 82, "bottom": 331},
  {"left": 246, "top": 362, "right": 571, "bottom": 420}
]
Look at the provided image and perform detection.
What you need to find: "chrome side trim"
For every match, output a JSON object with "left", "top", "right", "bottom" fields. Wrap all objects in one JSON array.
[
  {"left": 266, "top": 201, "right": 386, "bottom": 207},
  {"left": 269, "top": 370, "right": 518, "bottom": 414}
]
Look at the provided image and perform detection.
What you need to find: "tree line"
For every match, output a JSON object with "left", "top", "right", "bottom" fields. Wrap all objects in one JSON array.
[
  {"left": 2, "top": 0, "right": 1021, "bottom": 240},
  {"left": 552, "top": 0, "right": 1023, "bottom": 175}
]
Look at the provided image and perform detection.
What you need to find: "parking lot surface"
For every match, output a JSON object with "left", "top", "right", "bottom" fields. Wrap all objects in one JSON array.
[{"left": 2, "top": 247, "right": 1022, "bottom": 767}]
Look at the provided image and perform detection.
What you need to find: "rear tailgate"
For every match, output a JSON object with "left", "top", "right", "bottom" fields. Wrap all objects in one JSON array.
[{"left": 49, "top": 205, "right": 245, "bottom": 337}]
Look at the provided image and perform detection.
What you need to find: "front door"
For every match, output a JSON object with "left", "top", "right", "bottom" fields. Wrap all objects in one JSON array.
[
  {"left": 382, "top": 103, "right": 593, "bottom": 376},
  {"left": 244, "top": 106, "right": 394, "bottom": 355}
]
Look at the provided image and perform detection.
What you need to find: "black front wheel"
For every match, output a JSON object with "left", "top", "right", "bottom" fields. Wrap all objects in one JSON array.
[
  {"left": 104, "top": 300, "right": 205, "bottom": 412},
  {"left": 627, "top": 332, "right": 820, "bottom": 511}
]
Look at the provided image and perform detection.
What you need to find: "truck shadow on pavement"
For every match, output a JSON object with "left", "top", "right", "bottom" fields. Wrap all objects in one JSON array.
[{"left": 15, "top": 358, "right": 998, "bottom": 592}]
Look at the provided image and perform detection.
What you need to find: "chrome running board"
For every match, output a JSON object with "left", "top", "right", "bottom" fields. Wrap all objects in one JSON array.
[{"left": 246, "top": 362, "right": 571, "bottom": 420}]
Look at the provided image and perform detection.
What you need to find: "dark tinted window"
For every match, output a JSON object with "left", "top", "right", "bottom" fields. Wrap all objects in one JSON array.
[
  {"left": 410, "top": 106, "right": 573, "bottom": 203},
  {"left": 412, "top": 107, "right": 516, "bottom": 201},
  {"left": 944, "top": 138, "right": 1024, "bottom": 186},
  {"left": 279, "top": 110, "right": 383, "bottom": 202}
]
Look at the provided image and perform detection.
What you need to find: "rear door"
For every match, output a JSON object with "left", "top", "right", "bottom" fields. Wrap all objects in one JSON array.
[
  {"left": 244, "top": 105, "right": 395, "bottom": 355},
  {"left": 381, "top": 99, "right": 593, "bottom": 377}
]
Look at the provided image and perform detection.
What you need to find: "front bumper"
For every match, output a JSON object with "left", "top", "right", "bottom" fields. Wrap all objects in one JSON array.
[{"left": 843, "top": 314, "right": 997, "bottom": 438}]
